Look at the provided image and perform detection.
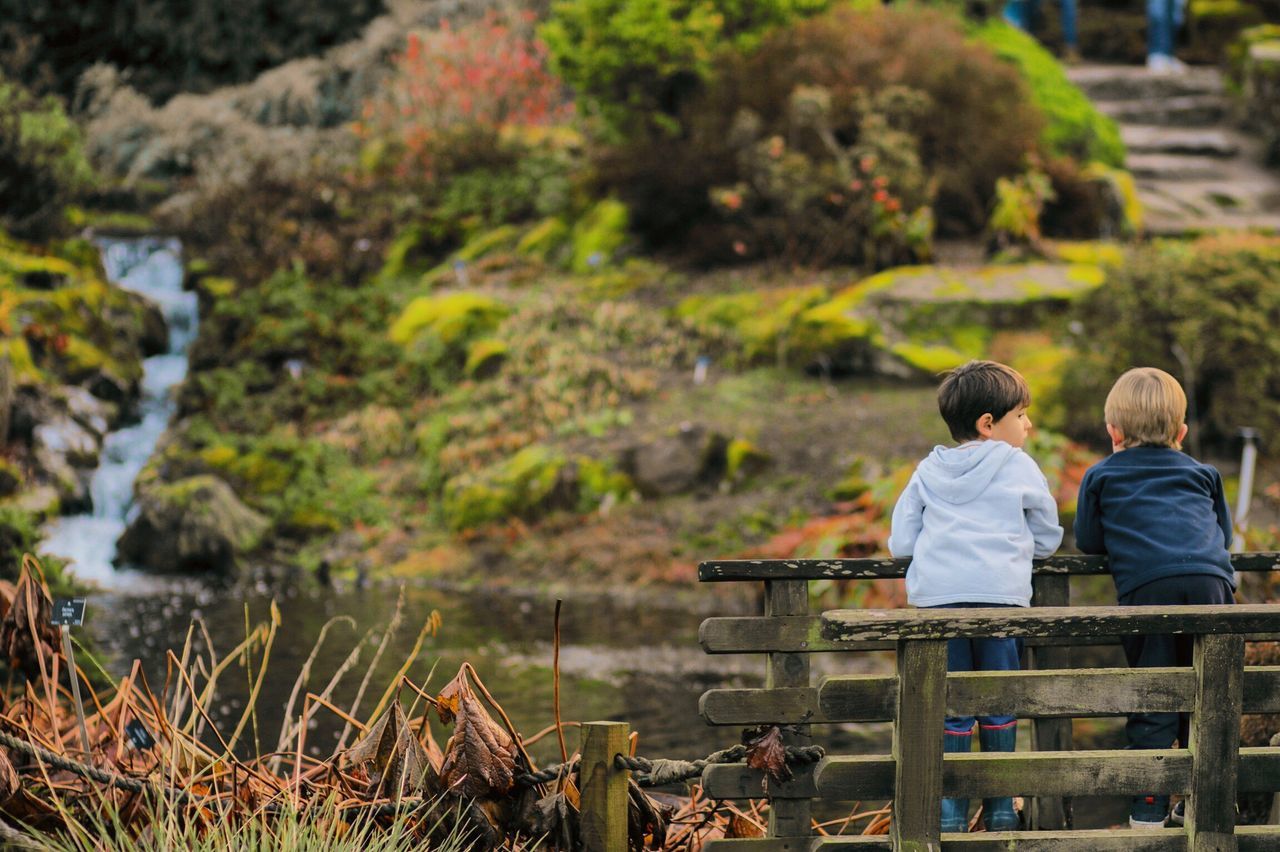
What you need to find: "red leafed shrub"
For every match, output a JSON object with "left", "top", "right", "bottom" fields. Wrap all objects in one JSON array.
[{"left": 357, "top": 12, "right": 574, "bottom": 182}]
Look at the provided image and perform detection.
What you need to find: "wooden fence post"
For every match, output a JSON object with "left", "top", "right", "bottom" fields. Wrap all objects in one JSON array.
[
  {"left": 765, "top": 579, "right": 812, "bottom": 839},
  {"left": 1029, "top": 572, "right": 1073, "bottom": 830},
  {"left": 892, "top": 639, "right": 948, "bottom": 852},
  {"left": 580, "top": 721, "right": 630, "bottom": 852},
  {"left": 1188, "top": 633, "right": 1244, "bottom": 852}
]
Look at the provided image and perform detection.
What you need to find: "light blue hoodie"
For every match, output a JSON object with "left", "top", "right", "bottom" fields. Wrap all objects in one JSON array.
[{"left": 888, "top": 440, "right": 1063, "bottom": 607}]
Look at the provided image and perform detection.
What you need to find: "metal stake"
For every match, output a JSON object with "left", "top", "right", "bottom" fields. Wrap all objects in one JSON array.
[{"left": 60, "top": 625, "right": 91, "bottom": 755}]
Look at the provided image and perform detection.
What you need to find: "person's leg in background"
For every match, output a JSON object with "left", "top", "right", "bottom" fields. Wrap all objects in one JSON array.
[
  {"left": 1146, "top": 0, "right": 1186, "bottom": 71},
  {"left": 943, "top": 636, "right": 977, "bottom": 832},
  {"left": 1059, "top": 0, "right": 1080, "bottom": 62},
  {"left": 974, "top": 636, "right": 1023, "bottom": 831}
]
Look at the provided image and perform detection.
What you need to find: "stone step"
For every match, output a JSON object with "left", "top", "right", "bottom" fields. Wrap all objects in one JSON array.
[
  {"left": 1067, "top": 63, "right": 1224, "bottom": 101},
  {"left": 1126, "top": 153, "right": 1233, "bottom": 180},
  {"left": 1144, "top": 211, "right": 1280, "bottom": 236},
  {"left": 1097, "top": 94, "right": 1228, "bottom": 127},
  {"left": 1121, "top": 125, "right": 1242, "bottom": 157}
]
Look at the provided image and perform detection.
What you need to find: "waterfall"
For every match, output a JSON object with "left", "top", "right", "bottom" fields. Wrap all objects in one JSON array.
[{"left": 39, "top": 238, "right": 196, "bottom": 586}]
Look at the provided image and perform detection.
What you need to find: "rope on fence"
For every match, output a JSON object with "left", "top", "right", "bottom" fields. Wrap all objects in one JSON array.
[
  {"left": 516, "top": 742, "right": 825, "bottom": 789},
  {"left": 0, "top": 729, "right": 194, "bottom": 804}
]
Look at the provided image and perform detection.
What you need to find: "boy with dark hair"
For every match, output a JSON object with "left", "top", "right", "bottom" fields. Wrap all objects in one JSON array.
[
  {"left": 890, "top": 360, "right": 1063, "bottom": 833},
  {"left": 1074, "top": 367, "right": 1235, "bottom": 829}
]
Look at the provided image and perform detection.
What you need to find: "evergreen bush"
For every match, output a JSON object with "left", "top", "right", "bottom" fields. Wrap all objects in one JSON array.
[{"left": 1057, "top": 234, "right": 1280, "bottom": 450}]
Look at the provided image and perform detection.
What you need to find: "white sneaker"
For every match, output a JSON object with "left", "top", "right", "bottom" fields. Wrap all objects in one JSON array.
[{"left": 1147, "top": 54, "right": 1188, "bottom": 74}]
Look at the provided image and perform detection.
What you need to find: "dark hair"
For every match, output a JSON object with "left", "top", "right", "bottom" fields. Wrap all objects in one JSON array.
[{"left": 937, "top": 360, "right": 1031, "bottom": 442}]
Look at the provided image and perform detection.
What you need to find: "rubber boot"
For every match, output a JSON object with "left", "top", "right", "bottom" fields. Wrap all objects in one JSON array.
[
  {"left": 941, "top": 729, "right": 972, "bottom": 832},
  {"left": 979, "top": 722, "right": 1019, "bottom": 831}
]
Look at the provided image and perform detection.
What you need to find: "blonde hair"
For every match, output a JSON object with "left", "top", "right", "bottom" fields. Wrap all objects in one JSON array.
[{"left": 1104, "top": 367, "right": 1187, "bottom": 449}]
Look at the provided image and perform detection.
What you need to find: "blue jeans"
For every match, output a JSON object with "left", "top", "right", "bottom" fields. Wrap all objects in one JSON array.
[
  {"left": 931, "top": 603, "right": 1023, "bottom": 734},
  {"left": 1147, "top": 0, "right": 1187, "bottom": 57},
  {"left": 1003, "top": 0, "right": 1077, "bottom": 49}
]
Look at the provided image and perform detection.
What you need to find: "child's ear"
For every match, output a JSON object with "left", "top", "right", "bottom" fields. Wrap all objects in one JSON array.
[
  {"left": 1106, "top": 423, "right": 1124, "bottom": 446},
  {"left": 975, "top": 413, "right": 994, "bottom": 438},
  {"left": 1176, "top": 423, "right": 1189, "bottom": 446}
]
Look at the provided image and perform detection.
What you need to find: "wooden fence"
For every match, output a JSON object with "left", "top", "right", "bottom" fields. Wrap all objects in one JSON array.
[{"left": 693, "top": 554, "right": 1280, "bottom": 852}]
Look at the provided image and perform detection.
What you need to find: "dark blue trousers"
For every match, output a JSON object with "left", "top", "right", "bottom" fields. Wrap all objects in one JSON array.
[
  {"left": 1119, "top": 575, "right": 1235, "bottom": 750},
  {"left": 932, "top": 603, "right": 1022, "bottom": 735}
]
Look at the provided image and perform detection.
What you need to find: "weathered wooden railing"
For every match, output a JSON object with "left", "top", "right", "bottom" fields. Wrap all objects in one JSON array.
[{"left": 695, "top": 554, "right": 1280, "bottom": 852}]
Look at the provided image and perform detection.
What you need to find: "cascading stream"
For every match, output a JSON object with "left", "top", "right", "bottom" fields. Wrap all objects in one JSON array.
[{"left": 39, "top": 238, "right": 196, "bottom": 586}]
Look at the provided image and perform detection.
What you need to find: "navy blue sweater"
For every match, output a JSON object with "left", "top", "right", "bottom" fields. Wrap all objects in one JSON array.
[{"left": 1074, "top": 447, "right": 1235, "bottom": 597}]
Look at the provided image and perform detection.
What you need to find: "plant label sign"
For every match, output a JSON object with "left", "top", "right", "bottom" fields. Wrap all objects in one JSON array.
[{"left": 51, "top": 598, "right": 86, "bottom": 627}]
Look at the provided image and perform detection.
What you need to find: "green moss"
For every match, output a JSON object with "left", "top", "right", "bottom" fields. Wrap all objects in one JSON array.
[
  {"left": 973, "top": 21, "right": 1125, "bottom": 167},
  {"left": 454, "top": 224, "right": 521, "bottom": 262},
  {"left": 0, "top": 458, "right": 23, "bottom": 497},
  {"left": 200, "top": 276, "right": 238, "bottom": 299},
  {"left": 575, "top": 456, "right": 634, "bottom": 510},
  {"left": 3, "top": 338, "right": 41, "bottom": 382},
  {"left": 1051, "top": 241, "right": 1126, "bottom": 269},
  {"left": 376, "top": 224, "right": 429, "bottom": 284},
  {"left": 389, "top": 292, "right": 509, "bottom": 348},
  {"left": 443, "top": 445, "right": 568, "bottom": 530},
  {"left": 1082, "top": 163, "right": 1143, "bottom": 236},
  {"left": 725, "top": 438, "right": 770, "bottom": 482},
  {"left": 464, "top": 338, "right": 509, "bottom": 378},
  {"left": 571, "top": 199, "right": 629, "bottom": 273},
  {"left": 516, "top": 217, "right": 570, "bottom": 261},
  {"left": 890, "top": 341, "right": 969, "bottom": 375},
  {"left": 679, "top": 284, "right": 878, "bottom": 366}
]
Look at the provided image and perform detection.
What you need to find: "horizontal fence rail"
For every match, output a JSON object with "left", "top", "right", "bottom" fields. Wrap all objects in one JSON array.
[
  {"left": 700, "top": 666, "right": 1280, "bottom": 724},
  {"left": 698, "top": 553, "right": 1280, "bottom": 582},
  {"left": 696, "top": 559, "right": 1280, "bottom": 852}
]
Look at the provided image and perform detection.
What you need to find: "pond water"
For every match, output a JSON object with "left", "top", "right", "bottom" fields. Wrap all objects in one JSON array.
[{"left": 78, "top": 577, "right": 893, "bottom": 769}]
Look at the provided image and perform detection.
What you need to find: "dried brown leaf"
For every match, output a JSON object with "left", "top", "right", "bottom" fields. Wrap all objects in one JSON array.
[
  {"left": 526, "top": 790, "right": 579, "bottom": 850},
  {"left": 439, "top": 687, "right": 518, "bottom": 798},
  {"left": 727, "top": 812, "right": 764, "bottom": 838},
  {"left": 0, "top": 560, "right": 59, "bottom": 681},
  {"left": 0, "top": 748, "right": 17, "bottom": 805},
  {"left": 745, "top": 726, "right": 792, "bottom": 784},
  {"left": 436, "top": 667, "right": 468, "bottom": 725},
  {"left": 345, "top": 703, "right": 437, "bottom": 799}
]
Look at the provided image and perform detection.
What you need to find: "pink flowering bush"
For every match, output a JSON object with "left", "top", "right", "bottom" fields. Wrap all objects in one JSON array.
[{"left": 358, "top": 13, "right": 574, "bottom": 183}]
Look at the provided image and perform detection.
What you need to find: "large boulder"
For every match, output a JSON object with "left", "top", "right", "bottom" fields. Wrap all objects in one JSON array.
[
  {"left": 117, "top": 475, "right": 268, "bottom": 574},
  {"left": 620, "top": 423, "right": 728, "bottom": 498}
]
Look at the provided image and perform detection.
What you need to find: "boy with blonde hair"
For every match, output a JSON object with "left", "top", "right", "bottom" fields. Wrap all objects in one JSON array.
[
  {"left": 890, "top": 360, "right": 1063, "bottom": 833},
  {"left": 1074, "top": 367, "right": 1235, "bottom": 829}
]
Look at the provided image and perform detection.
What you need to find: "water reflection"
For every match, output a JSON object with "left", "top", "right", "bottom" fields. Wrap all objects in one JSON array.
[{"left": 82, "top": 580, "right": 891, "bottom": 766}]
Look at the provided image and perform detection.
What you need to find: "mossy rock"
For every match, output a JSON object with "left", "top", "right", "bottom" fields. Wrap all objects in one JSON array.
[
  {"left": 389, "top": 292, "right": 510, "bottom": 349},
  {"left": 1049, "top": 240, "right": 1127, "bottom": 269},
  {"left": 889, "top": 341, "right": 970, "bottom": 376},
  {"left": 725, "top": 438, "right": 770, "bottom": 483},
  {"left": 464, "top": 338, "right": 509, "bottom": 378},
  {"left": 678, "top": 285, "right": 879, "bottom": 368},
  {"left": 571, "top": 199, "right": 629, "bottom": 274},
  {"left": 116, "top": 475, "right": 268, "bottom": 574}
]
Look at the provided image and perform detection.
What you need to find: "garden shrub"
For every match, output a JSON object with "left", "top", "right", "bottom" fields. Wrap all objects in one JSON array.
[
  {"left": 601, "top": 4, "right": 1044, "bottom": 260},
  {"left": 542, "top": 0, "right": 829, "bottom": 138},
  {"left": 973, "top": 20, "right": 1125, "bottom": 168},
  {"left": 358, "top": 13, "right": 572, "bottom": 184},
  {"left": 0, "top": 73, "right": 94, "bottom": 239},
  {"left": 1057, "top": 234, "right": 1280, "bottom": 450}
]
